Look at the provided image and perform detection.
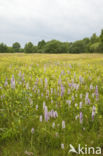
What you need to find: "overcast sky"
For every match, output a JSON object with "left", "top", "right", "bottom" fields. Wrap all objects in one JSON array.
[{"left": 0, "top": 0, "right": 103, "bottom": 47}]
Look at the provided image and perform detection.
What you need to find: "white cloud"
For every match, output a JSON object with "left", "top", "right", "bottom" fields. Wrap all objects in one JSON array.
[{"left": 0, "top": 0, "right": 103, "bottom": 46}]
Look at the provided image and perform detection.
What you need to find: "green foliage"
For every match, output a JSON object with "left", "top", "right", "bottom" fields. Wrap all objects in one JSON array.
[
  {"left": 43, "top": 40, "right": 61, "bottom": 53},
  {"left": 89, "top": 42, "right": 101, "bottom": 53},
  {"left": 100, "top": 29, "right": 103, "bottom": 42},
  {"left": 1, "top": 29, "right": 103, "bottom": 53},
  {"left": 24, "top": 42, "right": 34, "bottom": 53},
  {"left": 99, "top": 29, "right": 103, "bottom": 52},
  {"left": 19, "top": 48, "right": 24, "bottom": 52},
  {"left": 7, "top": 47, "right": 15, "bottom": 53},
  {"left": 0, "top": 43, "right": 8, "bottom": 53},
  {"left": 42, "top": 40, "right": 70, "bottom": 53},
  {"left": 38, "top": 40, "right": 46, "bottom": 49},
  {"left": 90, "top": 33, "right": 99, "bottom": 44},
  {"left": 69, "top": 40, "right": 87, "bottom": 53},
  {"left": 33, "top": 46, "right": 38, "bottom": 53},
  {"left": 12, "top": 42, "right": 21, "bottom": 52}
]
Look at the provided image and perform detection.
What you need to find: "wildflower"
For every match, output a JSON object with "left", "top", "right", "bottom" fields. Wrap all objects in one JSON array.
[
  {"left": 67, "top": 70, "right": 70, "bottom": 75},
  {"left": 80, "top": 112, "right": 83, "bottom": 124},
  {"left": 41, "top": 93, "right": 43, "bottom": 97},
  {"left": 76, "top": 84, "right": 79, "bottom": 90},
  {"left": 68, "top": 89, "right": 71, "bottom": 94},
  {"left": 54, "top": 111, "right": 58, "bottom": 118},
  {"left": 74, "top": 72, "right": 76, "bottom": 78},
  {"left": 18, "top": 71, "right": 21, "bottom": 77},
  {"left": 61, "top": 84, "right": 65, "bottom": 97},
  {"left": 68, "top": 100, "right": 71, "bottom": 106},
  {"left": 62, "top": 121, "right": 65, "bottom": 129},
  {"left": 19, "top": 81, "right": 22, "bottom": 85},
  {"left": 29, "top": 98, "right": 33, "bottom": 105},
  {"left": 83, "top": 127, "right": 85, "bottom": 131},
  {"left": 79, "top": 76, "right": 84, "bottom": 83},
  {"left": 52, "top": 122, "right": 55, "bottom": 128},
  {"left": 75, "top": 103, "right": 78, "bottom": 107},
  {"left": 36, "top": 105, "right": 38, "bottom": 110},
  {"left": 24, "top": 151, "right": 33, "bottom": 156},
  {"left": 92, "top": 106, "right": 96, "bottom": 121},
  {"left": 86, "top": 92, "right": 89, "bottom": 98},
  {"left": 11, "top": 75, "right": 15, "bottom": 89},
  {"left": 72, "top": 96, "right": 75, "bottom": 101},
  {"left": 51, "top": 88, "right": 53, "bottom": 94},
  {"left": 51, "top": 100, "right": 53, "bottom": 104},
  {"left": 49, "top": 109, "right": 54, "bottom": 118},
  {"left": 92, "top": 93, "right": 95, "bottom": 98},
  {"left": 75, "top": 114, "right": 79, "bottom": 120},
  {"left": 31, "top": 128, "right": 34, "bottom": 134},
  {"left": 95, "top": 85, "right": 99, "bottom": 101},
  {"left": 90, "top": 84, "right": 93, "bottom": 90},
  {"left": 45, "top": 78, "right": 48, "bottom": 88},
  {"left": 40, "top": 115, "right": 42, "bottom": 122},
  {"left": 26, "top": 82, "right": 29, "bottom": 89},
  {"left": 22, "top": 73, "right": 25, "bottom": 81},
  {"left": 44, "top": 106, "right": 49, "bottom": 122},
  {"left": 61, "top": 143, "right": 64, "bottom": 149},
  {"left": 80, "top": 94, "right": 82, "bottom": 99},
  {"left": 85, "top": 92, "right": 90, "bottom": 104},
  {"left": 4, "top": 78, "right": 8, "bottom": 87},
  {"left": 71, "top": 79, "right": 74, "bottom": 83},
  {"left": 88, "top": 98, "right": 90, "bottom": 104},
  {"left": 69, "top": 83, "right": 72, "bottom": 87},
  {"left": 55, "top": 132, "right": 58, "bottom": 137},
  {"left": 43, "top": 101, "right": 46, "bottom": 109},
  {"left": 66, "top": 100, "right": 69, "bottom": 104},
  {"left": 46, "top": 90, "right": 49, "bottom": 96},
  {"left": 79, "top": 102, "right": 82, "bottom": 109}
]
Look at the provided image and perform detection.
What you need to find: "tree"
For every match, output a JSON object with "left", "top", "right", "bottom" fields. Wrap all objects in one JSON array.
[
  {"left": 60, "top": 42, "right": 70, "bottom": 53},
  {"left": 43, "top": 40, "right": 66, "bottom": 53},
  {"left": 90, "top": 33, "right": 98, "bottom": 44},
  {"left": 99, "top": 29, "right": 103, "bottom": 52},
  {"left": 0, "top": 43, "right": 8, "bottom": 53},
  {"left": 100, "top": 29, "right": 103, "bottom": 42},
  {"left": 38, "top": 40, "right": 46, "bottom": 49},
  {"left": 32, "top": 46, "right": 38, "bottom": 53},
  {"left": 24, "top": 42, "right": 34, "bottom": 53},
  {"left": 69, "top": 40, "right": 87, "bottom": 53},
  {"left": 82, "top": 38, "right": 90, "bottom": 52},
  {"left": 89, "top": 42, "right": 101, "bottom": 53},
  {"left": 12, "top": 42, "right": 21, "bottom": 52}
]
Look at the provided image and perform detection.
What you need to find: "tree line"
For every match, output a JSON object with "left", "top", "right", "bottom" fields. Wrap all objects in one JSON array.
[{"left": 0, "top": 29, "right": 103, "bottom": 53}]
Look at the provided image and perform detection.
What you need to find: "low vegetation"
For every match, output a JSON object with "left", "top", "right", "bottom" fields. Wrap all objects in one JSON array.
[{"left": 0, "top": 53, "right": 103, "bottom": 155}]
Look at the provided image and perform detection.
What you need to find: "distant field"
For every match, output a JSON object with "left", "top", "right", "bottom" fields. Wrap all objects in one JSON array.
[{"left": 0, "top": 53, "right": 103, "bottom": 156}]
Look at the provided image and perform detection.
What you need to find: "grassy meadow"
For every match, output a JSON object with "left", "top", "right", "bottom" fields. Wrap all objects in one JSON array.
[{"left": 0, "top": 53, "right": 103, "bottom": 156}]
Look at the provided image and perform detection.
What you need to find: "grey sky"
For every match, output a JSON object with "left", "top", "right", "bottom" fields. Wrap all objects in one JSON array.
[{"left": 0, "top": 0, "right": 103, "bottom": 47}]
